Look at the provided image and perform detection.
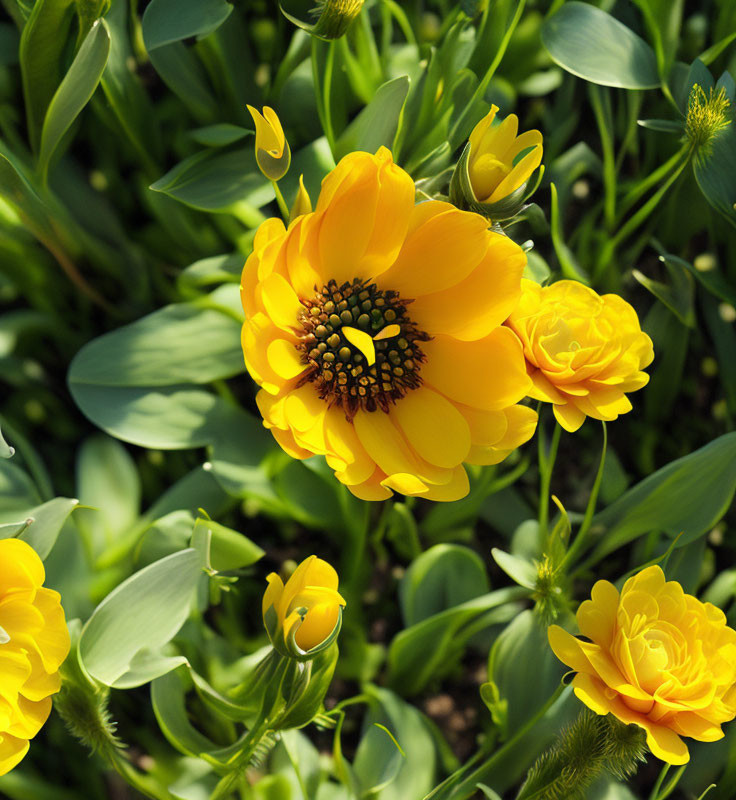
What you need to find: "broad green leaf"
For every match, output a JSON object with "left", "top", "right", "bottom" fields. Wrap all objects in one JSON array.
[
  {"left": 491, "top": 548, "right": 537, "bottom": 590},
  {"left": 334, "top": 76, "right": 410, "bottom": 161},
  {"left": 19, "top": 0, "right": 76, "bottom": 152},
  {"left": 354, "top": 686, "right": 435, "bottom": 800},
  {"left": 0, "top": 461, "right": 41, "bottom": 520},
  {"left": 487, "top": 610, "right": 565, "bottom": 736},
  {"left": 148, "top": 42, "right": 218, "bottom": 121},
  {"left": 0, "top": 426, "right": 13, "bottom": 458},
  {"left": 79, "top": 549, "right": 203, "bottom": 686},
  {"left": 189, "top": 124, "right": 252, "bottom": 147},
  {"left": 20, "top": 497, "right": 78, "bottom": 559},
  {"left": 142, "top": 0, "right": 233, "bottom": 51},
  {"left": 399, "top": 544, "right": 489, "bottom": 627},
  {"left": 703, "top": 294, "right": 736, "bottom": 417},
  {"left": 643, "top": 302, "right": 689, "bottom": 423},
  {"left": 541, "top": 2, "right": 659, "bottom": 89},
  {"left": 178, "top": 253, "right": 244, "bottom": 291},
  {"left": 111, "top": 649, "right": 188, "bottom": 690},
  {"left": 192, "top": 517, "right": 264, "bottom": 571},
  {"left": 76, "top": 435, "right": 140, "bottom": 556},
  {"left": 68, "top": 289, "right": 243, "bottom": 389},
  {"left": 588, "top": 433, "right": 736, "bottom": 560},
  {"left": 38, "top": 19, "right": 110, "bottom": 179},
  {"left": 150, "top": 149, "right": 271, "bottom": 212},
  {"left": 0, "top": 520, "right": 33, "bottom": 540},
  {"left": 387, "top": 587, "right": 526, "bottom": 695}
]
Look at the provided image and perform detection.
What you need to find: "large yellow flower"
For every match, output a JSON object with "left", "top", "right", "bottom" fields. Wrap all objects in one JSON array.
[
  {"left": 506, "top": 279, "right": 654, "bottom": 432},
  {"left": 263, "top": 556, "right": 346, "bottom": 657},
  {"left": 240, "top": 147, "right": 537, "bottom": 501},
  {"left": 548, "top": 566, "right": 736, "bottom": 765},
  {"left": 0, "top": 539, "right": 70, "bottom": 775}
]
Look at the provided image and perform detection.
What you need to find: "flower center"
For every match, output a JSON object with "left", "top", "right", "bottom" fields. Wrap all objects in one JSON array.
[{"left": 295, "top": 278, "right": 430, "bottom": 420}]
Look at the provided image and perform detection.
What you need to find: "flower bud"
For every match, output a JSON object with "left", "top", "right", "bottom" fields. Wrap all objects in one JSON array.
[
  {"left": 450, "top": 105, "right": 543, "bottom": 220},
  {"left": 262, "top": 556, "right": 345, "bottom": 660},
  {"left": 289, "top": 174, "right": 312, "bottom": 223},
  {"left": 280, "top": 0, "right": 364, "bottom": 40},
  {"left": 246, "top": 105, "right": 291, "bottom": 182},
  {"left": 685, "top": 83, "right": 731, "bottom": 161}
]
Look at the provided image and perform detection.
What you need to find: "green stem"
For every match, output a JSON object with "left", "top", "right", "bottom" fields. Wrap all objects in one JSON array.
[
  {"left": 449, "top": 0, "right": 527, "bottom": 146},
  {"left": 618, "top": 144, "right": 689, "bottom": 219},
  {"left": 596, "top": 150, "right": 691, "bottom": 274},
  {"left": 589, "top": 85, "right": 616, "bottom": 230},
  {"left": 561, "top": 422, "right": 607, "bottom": 570},
  {"left": 110, "top": 752, "right": 176, "bottom": 800},
  {"left": 271, "top": 181, "right": 289, "bottom": 221},
  {"left": 0, "top": 415, "right": 54, "bottom": 501},
  {"left": 648, "top": 763, "right": 670, "bottom": 800},
  {"left": 381, "top": 0, "right": 417, "bottom": 45},
  {"left": 657, "top": 765, "right": 687, "bottom": 800},
  {"left": 538, "top": 420, "right": 561, "bottom": 542},
  {"left": 311, "top": 39, "right": 337, "bottom": 157}
]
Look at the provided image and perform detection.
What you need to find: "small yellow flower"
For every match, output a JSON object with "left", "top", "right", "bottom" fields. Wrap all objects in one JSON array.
[
  {"left": 548, "top": 566, "right": 736, "bottom": 765},
  {"left": 0, "top": 539, "right": 70, "bottom": 775},
  {"left": 467, "top": 105, "right": 543, "bottom": 204},
  {"left": 262, "top": 556, "right": 346, "bottom": 658},
  {"left": 246, "top": 105, "right": 291, "bottom": 181},
  {"left": 240, "top": 147, "right": 537, "bottom": 501},
  {"left": 506, "top": 279, "right": 653, "bottom": 432}
]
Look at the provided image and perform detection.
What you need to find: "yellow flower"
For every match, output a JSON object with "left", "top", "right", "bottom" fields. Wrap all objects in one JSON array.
[
  {"left": 467, "top": 105, "right": 543, "bottom": 204},
  {"left": 262, "top": 556, "right": 346, "bottom": 657},
  {"left": 548, "top": 566, "right": 736, "bottom": 765},
  {"left": 0, "top": 539, "right": 70, "bottom": 775},
  {"left": 506, "top": 279, "right": 653, "bottom": 432},
  {"left": 289, "top": 174, "right": 312, "bottom": 223},
  {"left": 240, "top": 147, "right": 537, "bottom": 501},
  {"left": 246, "top": 105, "right": 291, "bottom": 181}
]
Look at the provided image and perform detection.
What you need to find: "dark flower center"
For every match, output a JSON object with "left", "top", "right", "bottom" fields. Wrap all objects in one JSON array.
[{"left": 295, "top": 278, "right": 429, "bottom": 420}]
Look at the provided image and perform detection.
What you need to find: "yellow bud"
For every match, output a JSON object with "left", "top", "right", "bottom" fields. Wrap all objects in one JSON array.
[
  {"left": 313, "top": 0, "right": 364, "bottom": 39},
  {"left": 246, "top": 105, "right": 291, "bottom": 181},
  {"left": 289, "top": 174, "right": 312, "bottom": 223},
  {"left": 262, "top": 556, "right": 346, "bottom": 659}
]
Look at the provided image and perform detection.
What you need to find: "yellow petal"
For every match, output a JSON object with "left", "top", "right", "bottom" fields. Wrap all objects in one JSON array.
[
  {"left": 289, "top": 174, "right": 312, "bottom": 222},
  {"left": 260, "top": 272, "right": 303, "bottom": 331},
  {"left": 0, "top": 540, "right": 45, "bottom": 590},
  {"left": 378, "top": 202, "right": 490, "bottom": 298},
  {"left": 391, "top": 387, "right": 471, "bottom": 468},
  {"left": 553, "top": 402, "right": 586, "bottom": 432},
  {"left": 422, "top": 329, "right": 530, "bottom": 411},
  {"left": 0, "top": 732, "right": 29, "bottom": 777},
  {"left": 342, "top": 326, "right": 376, "bottom": 366},
  {"left": 267, "top": 339, "right": 308, "bottom": 380},
  {"left": 373, "top": 324, "right": 401, "bottom": 341},
  {"left": 409, "top": 232, "right": 525, "bottom": 340}
]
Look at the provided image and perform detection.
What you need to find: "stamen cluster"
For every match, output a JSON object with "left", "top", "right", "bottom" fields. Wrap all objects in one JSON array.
[{"left": 295, "top": 278, "right": 429, "bottom": 419}]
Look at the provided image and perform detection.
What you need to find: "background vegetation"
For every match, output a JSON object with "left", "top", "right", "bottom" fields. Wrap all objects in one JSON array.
[{"left": 0, "top": 0, "right": 735, "bottom": 798}]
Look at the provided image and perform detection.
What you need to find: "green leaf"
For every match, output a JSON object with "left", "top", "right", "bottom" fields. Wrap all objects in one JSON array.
[
  {"left": 541, "top": 2, "right": 659, "bottom": 89},
  {"left": 0, "top": 520, "right": 33, "bottom": 540},
  {"left": 147, "top": 42, "right": 218, "bottom": 122},
  {"left": 150, "top": 149, "right": 271, "bottom": 212},
  {"left": 488, "top": 610, "right": 565, "bottom": 736},
  {"left": 387, "top": 587, "right": 526, "bottom": 695},
  {"left": 19, "top": 0, "right": 76, "bottom": 152},
  {"left": 75, "top": 0, "right": 110, "bottom": 40},
  {"left": 142, "top": 0, "right": 233, "bottom": 51},
  {"left": 334, "top": 76, "right": 410, "bottom": 161},
  {"left": 588, "top": 433, "right": 736, "bottom": 560},
  {"left": 69, "top": 289, "right": 243, "bottom": 388},
  {"left": 353, "top": 686, "right": 435, "bottom": 800},
  {"left": 636, "top": 119, "right": 684, "bottom": 133},
  {"left": 399, "top": 544, "right": 490, "bottom": 627},
  {"left": 631, "top": 0, "right": 683, "bottom": 80},
  {"left": 189, "top": 124, "right": 252, "bottom": 147},
  {"left": 632, "top": 254, "right": 695, "bottom": 327},
  {"left": 192, "top": 517, "right": 264, "bottom": 571},
  {"left": 491, "top": 548, "right": 537, "bottom": 590},
  {"left": 20, "top": 497, "right": 79, "bottom": 559},
  {"left": 38, "top": 19, "right": 110, "bottom": 180},
  {"left": 79, "top": 549, "right": 203, "bottom": 686},
  {"left": 0, "top": 426, "right": 13, "bottom": 458},
  {"left": 76, "top": 435, "right": 140, "bottom": 556}
]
